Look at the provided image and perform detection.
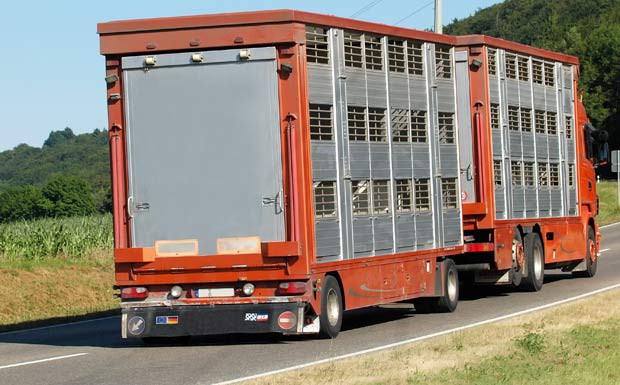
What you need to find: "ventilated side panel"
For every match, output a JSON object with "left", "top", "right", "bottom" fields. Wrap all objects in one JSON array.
[
  {"left": 550, "top": 190, "right": 562, "bottom": 217},
  {"left": 370, "top": 143, "right": 391, "bottom": 179},
  {"left": 353, "top": 219, "right": 373, "bottom": 255},
  {"left": 315, "top": 220, "right": 341, "bottom": 259},
  {"left": 492, "top": 131, "right": 503, "bottom": 159},
  {"left": 509, "top": 131, "right": 522, "bottom": 158},
  {"left": 522, "top": 134, "right": 535, "bottom": 158},
  {"left": 412, "top": 146, "right": 432, "bottom": 177},
  {"left": 538, "top": 189, "right": 551, "bottom": 217},
  {"left": 307, "top": 27, "right": 344, "bottom": 262},
  {"left": 439, "top": 146, "right": 459, "bottom": 177},
  {"left": 374, "top": 217, "right": 394, "bottom": 253},
  {"left": 312, "top": 144, "right": 338, "bottom": 181},
  {"left": 442, "top": 210, "right": 461, "bottom": 246},
  {"left": 308, "top": 66, "right": 334, "bottom": 104},
  {"left": 350, "top": 143, "right": 371, "bottom": 179},
  {"left": 415, "top": 213, "right": 434, "bottom": 249},
  {"left": 525, "top": 189, "right": 538, "bottom": 217},
  {"left": 536, "top": 134, "right": 549, "bottom": 158},
  {"left": 396, "top": 215, "right": 415, "bottom": 250},
  {"left": 410, "top": 79, "right": 427, "bottom": 110},
  {"left": 512, "top": 188, "right": 525, "bottom": 218},
  {"left": 548, "top": 139, "right": 560, "bottom": 160}
]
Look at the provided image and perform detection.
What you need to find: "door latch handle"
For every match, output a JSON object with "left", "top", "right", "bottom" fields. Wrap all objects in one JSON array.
[{"left": 262, "top": 190, "right": 283, "bottom": 214}]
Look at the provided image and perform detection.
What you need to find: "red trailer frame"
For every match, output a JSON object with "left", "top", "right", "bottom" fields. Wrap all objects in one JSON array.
[{"left": 98, "top": 10, "right": 602, "bottom": 339}]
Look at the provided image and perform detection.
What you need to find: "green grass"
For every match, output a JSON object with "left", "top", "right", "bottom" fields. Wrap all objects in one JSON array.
[
  {"left": 0, "top": 214, "right": 113, "bottom": 263},
  {"left": 597, "top": 180, "right": 620, "bottom": 225},
  {"left": 407, "top": 319, "right": 620, "bottom": 385}
]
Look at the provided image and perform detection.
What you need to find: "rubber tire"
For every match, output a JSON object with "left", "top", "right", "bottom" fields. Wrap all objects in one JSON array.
[
  {"left": 414, "top": 259, "right": 459, "bottom": 313},
  {"left": 520, "top": 233, "right": 545, "bottom": 292},
  {"left": 573, "top": 226, "right": 598, "bottom": 278},
  {"left": 511, "top": 230, "right": 524, "bottom": 287},
  {"left": 319, "top": 275, "right": 343, "bottom": 339}
]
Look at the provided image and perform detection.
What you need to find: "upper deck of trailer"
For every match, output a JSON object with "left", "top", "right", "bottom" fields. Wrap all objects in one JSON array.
[{"left": 97, "top": 9, "right": 578, "bottom": 65}]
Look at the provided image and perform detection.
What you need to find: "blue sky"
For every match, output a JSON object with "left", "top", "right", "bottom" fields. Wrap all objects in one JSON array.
[{"left": 0, "top": 0, "right": 501, "bottom": 152}]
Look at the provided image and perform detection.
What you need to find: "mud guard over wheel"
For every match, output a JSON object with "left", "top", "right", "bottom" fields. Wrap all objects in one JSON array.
[
  {"left": 573, "top": 226, "right": 598, "bottom": 278},
  {"left": 414, "top": 259, "right": 459, "bottom": 313}
]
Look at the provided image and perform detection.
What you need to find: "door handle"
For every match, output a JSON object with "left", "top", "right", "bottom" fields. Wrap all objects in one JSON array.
[{"left": 262, "top": 190, "right": 283, "bottom": 214}]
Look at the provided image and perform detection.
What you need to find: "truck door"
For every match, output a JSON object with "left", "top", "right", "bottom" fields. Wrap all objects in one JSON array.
[{"left": 122, "top": 47, "right": 285, "bottom": 255}]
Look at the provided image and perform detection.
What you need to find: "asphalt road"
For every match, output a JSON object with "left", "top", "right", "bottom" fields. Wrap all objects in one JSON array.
[{"left": 2, "top": 224, "right": 620, "bottom": 385}]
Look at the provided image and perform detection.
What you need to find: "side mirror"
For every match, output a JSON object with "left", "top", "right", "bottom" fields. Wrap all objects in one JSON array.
[
  {"left": 584, "top": 124, "right": 609, "bottom": 166},
  {"left": 597, "top": 142, "right": 609, "bottom": 165}
]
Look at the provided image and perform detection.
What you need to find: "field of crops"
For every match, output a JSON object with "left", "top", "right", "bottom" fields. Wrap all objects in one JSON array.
[{"left": 0, "top": 214, "right": 113, "bottom": 261}]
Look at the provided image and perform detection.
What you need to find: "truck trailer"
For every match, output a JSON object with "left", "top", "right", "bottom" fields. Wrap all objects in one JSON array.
[{"left": 97, "top": 10, "right": 608, "bottom": 339}]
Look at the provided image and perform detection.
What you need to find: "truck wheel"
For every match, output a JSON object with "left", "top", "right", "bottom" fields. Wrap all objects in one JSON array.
[
  {"left": 511, "top": 230, "right": 524, "bottom": 287},
  {"left": 414, "top": 259, "right": 459, "bottom": 313},
  {"left": 520, "top": 233, "right": 544, "bottom": 292},
  {"left": 573, "top": 226, "right": 597, "bottom": 278},
  {"left": 319, "top": 275, "right": 343, "bottom": 339}
]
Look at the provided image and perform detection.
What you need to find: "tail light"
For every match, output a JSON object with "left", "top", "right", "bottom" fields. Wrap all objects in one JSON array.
[
  {"left": 121, "top": 287, "right": 148, "bottom": 300},
  {"left": 277, "top": 282, "right": 307, "bottom": 295}
]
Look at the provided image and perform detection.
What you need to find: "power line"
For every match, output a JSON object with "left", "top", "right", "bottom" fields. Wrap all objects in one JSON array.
[
  {"left": 350, "top": 0, "right": 385, "bottom": 18},
  {"left": 394, "top": 0, "right": 434, "bottom": 26}
]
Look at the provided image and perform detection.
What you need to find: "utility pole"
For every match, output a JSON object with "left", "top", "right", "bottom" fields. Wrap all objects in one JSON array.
[{"left": 435, "top": 0, "right": 443, "bottom": 34}]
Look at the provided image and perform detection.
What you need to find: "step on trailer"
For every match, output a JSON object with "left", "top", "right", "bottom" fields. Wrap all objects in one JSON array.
[{"left": 98, "top": 10, "right": 608, "bottom": 340}]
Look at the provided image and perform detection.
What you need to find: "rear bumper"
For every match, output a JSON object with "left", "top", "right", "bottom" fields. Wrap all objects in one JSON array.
[{"left": 121, "top": 302, "right": 307, "bottom": 338}]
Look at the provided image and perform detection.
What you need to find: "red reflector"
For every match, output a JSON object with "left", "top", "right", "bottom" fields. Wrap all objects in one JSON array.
[
  {"left": 277, "top": 311, "right": 297, "bottom": 330},
  {"left": 121, "top": 287, "right": 148, "bottom": 299},
  {"left": 464, "top": 242, "right": 495, "bottom": 253},
  {"left": 277, "top": 281, "right": 307, "bottom": 295}
]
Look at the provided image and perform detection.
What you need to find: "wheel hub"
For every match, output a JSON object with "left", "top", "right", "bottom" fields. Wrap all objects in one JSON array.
[
  {"left": 326, "top": 288, "right": 340, "bottom": 327},
  {"left": 513, "top": 241, "right": 525, "bottom": 271},
  {"left": 589, "top": 239, "right": 597, "bottom": 263}
]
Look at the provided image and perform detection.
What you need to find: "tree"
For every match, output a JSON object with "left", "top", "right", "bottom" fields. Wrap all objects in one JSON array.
[
  {"left": 0, "top": 185, "right": 47, "bottom": 222},
  {"left": 41, "top": 175, "right": 96, "bottom": 218},
  {"left": 43, "top": 127, "right": 76, "bottom": 147}
]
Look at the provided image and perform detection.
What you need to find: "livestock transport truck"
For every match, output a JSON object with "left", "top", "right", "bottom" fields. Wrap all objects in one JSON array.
[{"left": 97, "top": 10, "right": 608, "bottom": 340}]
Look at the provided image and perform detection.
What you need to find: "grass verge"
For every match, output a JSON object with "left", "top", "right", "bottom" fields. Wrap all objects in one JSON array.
[
  {"left": 0, "top": 250, "right": 117, "bottom": 331},
  {"left": 249, "top": 288, "right": 620, "bottom": 385},
  {"left": 596, "top": 180, "right": 620, "bottom": 225}
]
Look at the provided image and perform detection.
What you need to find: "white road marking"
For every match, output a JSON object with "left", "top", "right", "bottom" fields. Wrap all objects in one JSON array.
[
  {"left": 600, "top": 248, "right": 610, "bottom": 253},
  {"left": 601, "top": 222, "right": 620, "bottom": 229},
  {"left": 0, "top": 316, "right": 119, "bottom": 336},
  {"left": 210, "top": 282, "right": 620, "bottom": 385},
  {"left": 0, "top": 353, "right": 88, "bottom": 370}
]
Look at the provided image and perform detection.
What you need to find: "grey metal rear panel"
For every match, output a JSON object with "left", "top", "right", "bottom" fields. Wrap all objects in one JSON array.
[{"left": 123, "top": 47, "right": 284, "bottom": 254}]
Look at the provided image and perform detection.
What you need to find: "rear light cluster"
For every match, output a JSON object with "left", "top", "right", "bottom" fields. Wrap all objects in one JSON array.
[
  {"left": 121, "top": 287, "right": 148, "bottom": 300},
  {"left": 277, "top": 281, "right": 307, "bottom": 296}
]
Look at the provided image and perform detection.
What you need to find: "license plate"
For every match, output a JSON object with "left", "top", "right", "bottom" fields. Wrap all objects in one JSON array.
[{"left": 194, "top": 288, "right": 235, "bottom": 298}]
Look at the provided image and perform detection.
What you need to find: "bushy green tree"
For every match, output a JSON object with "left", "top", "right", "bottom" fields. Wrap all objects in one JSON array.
[
  {"left": 43, "top": 127, "right": 76, "bottom": 148},
  {"left": 0, "top": 185, "right": 47, "bottom": 222},
  {"left": 0, "top": 128, "right": 111, "bottom": 213},
  {"left": 41, "top": 175, "right": 97, "bottom": 218}
]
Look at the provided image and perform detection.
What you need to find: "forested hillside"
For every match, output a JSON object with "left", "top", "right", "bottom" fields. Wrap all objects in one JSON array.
[
  {"left": 446, "top": 0, "right": 620, "bottom": 154},
  {"left": 0, "top": 128, "right": 110, "bottom": 222}
]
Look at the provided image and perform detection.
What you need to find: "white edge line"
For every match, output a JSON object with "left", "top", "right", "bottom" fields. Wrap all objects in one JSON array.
[
  {"left": 0, "top": 316, "right": 119, "bottom": 336},
  {"left": 600, "top": 248, "right": 610, "bottom": 253},
  {"left": 0, "top": 353, "right": 88, "bottom": 370},
  {"left": 600, "top": 222, "right": 620, "bottom": 229},
  {"left": 211, "top": 282, "right": 620, "bottom": 385}
]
